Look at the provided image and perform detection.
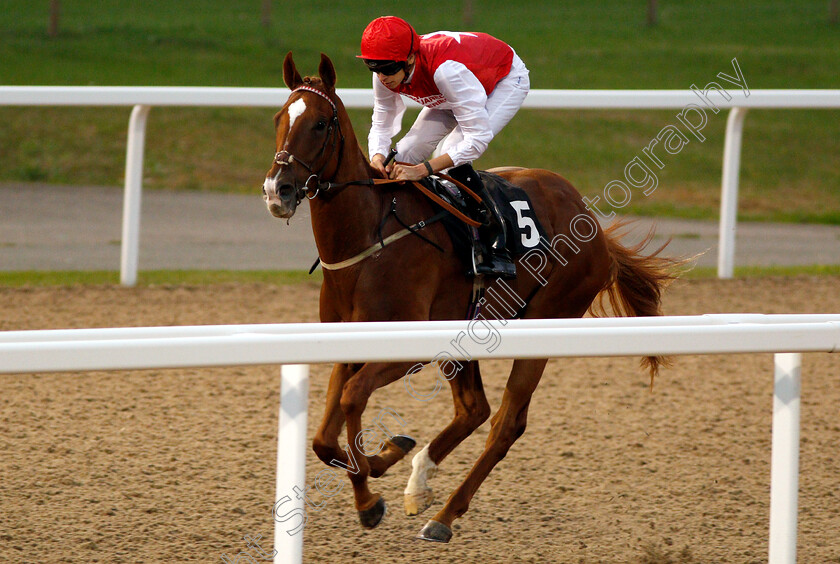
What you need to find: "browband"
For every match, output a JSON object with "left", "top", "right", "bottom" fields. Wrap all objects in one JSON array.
[{"left": 292, "top": 85, "right": 337, "bottom": 115}]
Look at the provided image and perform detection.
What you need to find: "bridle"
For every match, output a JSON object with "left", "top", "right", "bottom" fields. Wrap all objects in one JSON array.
[
  {"left": 272, "top": 85, "right": 346, "bottom": 204},
  {"left": 268, "top": 84, "right": 484, "bottom": 231}
]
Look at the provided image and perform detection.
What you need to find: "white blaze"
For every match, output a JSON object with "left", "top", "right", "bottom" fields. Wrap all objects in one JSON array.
[
  {"left": 263, "top": 176, "right": 275, "bottom": 200},
  {"left": 287, "top": 98, "right": 307, "bottom": 129}
]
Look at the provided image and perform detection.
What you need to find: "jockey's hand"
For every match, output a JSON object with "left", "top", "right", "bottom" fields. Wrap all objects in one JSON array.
[
  {"left": 370, "top": 153, "right": 391, "bottom": 179},
  {"left": 391, "top": 163, "right": 427, "bottom": 182}
]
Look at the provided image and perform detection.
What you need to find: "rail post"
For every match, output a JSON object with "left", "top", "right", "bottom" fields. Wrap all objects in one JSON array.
[
  {"left": 717, "top": 107, "right": 749, "bottom": 279},
  {"left": 120, "top": 104, "right": 151, "bottom": 287},
  {"left": 274, "top": 364, "right": 310, "bottom": 564},
  {"left": 769, "top": 352, "right": 801, "bottom": 564}
]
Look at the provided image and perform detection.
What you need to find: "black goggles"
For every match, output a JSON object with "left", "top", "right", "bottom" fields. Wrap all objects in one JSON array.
[{"left": 364, "top": 59, "right": 406, "bottom": 76}]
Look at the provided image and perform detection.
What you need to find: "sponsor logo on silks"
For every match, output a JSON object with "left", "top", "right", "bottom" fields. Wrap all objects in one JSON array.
[{"left": 404, "top": 93, "right": 446, "bottom": 108}]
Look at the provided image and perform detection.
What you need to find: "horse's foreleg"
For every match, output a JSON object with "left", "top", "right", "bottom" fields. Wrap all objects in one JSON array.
[
  {"left": 312, "top": 362, "right": 354, "bottom": 466},
  {"left": 405, "top": 361, "right": 490, "bottom": 516},
  {"left": 340, "top": 361, "right": 418, "bottom": 529},
  {"left": 417, "top": 358, "right": 548, "bottom": 543},
  {"left": 313, "top": 363, "right": 415, "bottom": 477}
]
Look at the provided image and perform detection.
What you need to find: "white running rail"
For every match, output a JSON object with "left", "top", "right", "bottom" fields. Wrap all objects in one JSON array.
[
  {"left": 1, "top": 314, "right": 839, "bottom": 564},
  {"left": 1, "top": 87, "right": 838, "bottom": 284}
]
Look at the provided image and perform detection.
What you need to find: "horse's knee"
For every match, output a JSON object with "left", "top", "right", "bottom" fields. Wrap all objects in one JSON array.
[
  {"left": 339, "top": 380, "right": 368, "bottom": 417},
  {"left": 486, "top": 428, "right": 524, "bottom": 463},
  {"left": 452, "top": 388, "right": 490, "bottom": 430},
  {"left": 465, "top": 398, "right": 491, "bottom": 429},
  {"left": 512, "top": 419, "right": 527, "bottom": 442},
  {"left": 312, "top": 437, "right": 340, "bottom": 466},
  {"left": 510, "top": 408, "right": 529, "bottom": 441},
  {"left": 487, "top": 410, "right": 528, "bottom": 452}
]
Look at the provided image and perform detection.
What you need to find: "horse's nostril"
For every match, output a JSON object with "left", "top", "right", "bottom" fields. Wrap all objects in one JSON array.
[{"left": 277, "top": 184, "right": 295, "bottom": 198}]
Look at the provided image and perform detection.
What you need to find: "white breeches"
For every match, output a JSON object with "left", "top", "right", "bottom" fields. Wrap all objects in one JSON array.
[{"left": 395, "top": 54, "right": 530, "bottom": 166}]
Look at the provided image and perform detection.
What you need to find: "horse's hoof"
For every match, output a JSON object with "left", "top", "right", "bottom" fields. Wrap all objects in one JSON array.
[
  {"left": 388, "top": 434, "right": 416, "bottom": 455},
  {"left": 404, "top": 488, "right": 434, "bottom": 516},
  {"left": 358, "top": 496, "right": 387, "bottom": 529},
  {"left": 416, "top": 519, "right": 452, "bottom": 543}
]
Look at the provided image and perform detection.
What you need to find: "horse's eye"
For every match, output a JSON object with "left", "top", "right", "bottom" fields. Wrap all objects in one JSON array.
[{"left": 314, "top": 120, "right": 327, "bottom": 131}]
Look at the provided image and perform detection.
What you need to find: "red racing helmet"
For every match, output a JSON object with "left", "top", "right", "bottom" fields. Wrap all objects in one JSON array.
[{"left": 357, "top": 16, "right": 419, "bottom": 62}]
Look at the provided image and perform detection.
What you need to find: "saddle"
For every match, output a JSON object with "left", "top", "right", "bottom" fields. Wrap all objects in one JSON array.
[{"left": 420, "top": 171, "right": 547, "bottom": 277}]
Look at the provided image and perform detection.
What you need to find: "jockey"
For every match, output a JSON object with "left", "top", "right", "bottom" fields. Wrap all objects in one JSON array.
[{"left": 358, "top": 16, "right": 530, "bottom": 279}]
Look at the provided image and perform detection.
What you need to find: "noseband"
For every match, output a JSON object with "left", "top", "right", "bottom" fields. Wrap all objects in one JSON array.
[{"left": 272, "top": 85, "right": 345, "bottom": 204}]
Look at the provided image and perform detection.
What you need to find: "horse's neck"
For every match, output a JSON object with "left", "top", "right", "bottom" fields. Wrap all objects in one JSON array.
[{"left": 308, "top": 145, "right": 382, "bottom": 265}]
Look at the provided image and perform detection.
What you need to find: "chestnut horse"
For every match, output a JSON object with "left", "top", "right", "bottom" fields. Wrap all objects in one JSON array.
[{"left": 263, "top": 53, "right": 679, "bottom": 543}]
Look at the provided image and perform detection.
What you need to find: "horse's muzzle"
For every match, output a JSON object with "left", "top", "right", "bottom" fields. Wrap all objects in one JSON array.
[{"left": 263, "top": 176, "right": 298, "bottom": 219}]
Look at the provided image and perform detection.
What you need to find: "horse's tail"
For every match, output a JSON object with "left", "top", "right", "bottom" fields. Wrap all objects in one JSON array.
[{"left": 589, "top": 220, "right": 688, "bottom": 385}]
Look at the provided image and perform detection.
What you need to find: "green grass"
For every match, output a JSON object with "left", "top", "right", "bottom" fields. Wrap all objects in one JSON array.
[
  {"left": 0, "top": 270, "right": 321, "bottom": 287},
  {"left": 1, "top": 266, "right": 837, "bottom": 287},
  {"left": 684, "top": 264, "right": 840, "bottom": 279},
  {"left": 1, "top": 0, "right": 839, "bottom": 223}
]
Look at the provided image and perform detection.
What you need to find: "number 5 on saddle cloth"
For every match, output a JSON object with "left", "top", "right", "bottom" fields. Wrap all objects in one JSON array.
[{"left": 421, "top": 166, "right": 547, "bottom": 280}]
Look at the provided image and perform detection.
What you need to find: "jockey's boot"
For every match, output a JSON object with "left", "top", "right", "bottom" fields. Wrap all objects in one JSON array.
[{"left": 447, "top": 163, "right": 516, "bottom": 280}]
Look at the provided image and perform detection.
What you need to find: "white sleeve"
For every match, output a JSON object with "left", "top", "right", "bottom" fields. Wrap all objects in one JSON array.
[
  {"left": 367, "top": 75, "right": 406, "bottom": 161},
  {"left": 433, "top": 60, "right": 493, "bottom": 166}
]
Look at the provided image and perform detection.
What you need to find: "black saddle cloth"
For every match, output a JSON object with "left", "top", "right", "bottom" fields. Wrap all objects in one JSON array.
[{"left": 423, "top": 171, "right": 547, "bottom": 271}]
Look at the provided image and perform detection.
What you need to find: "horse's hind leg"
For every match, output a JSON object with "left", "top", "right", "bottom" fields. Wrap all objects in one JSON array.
[
  {"left": 417, "top": 358, "right": 548, "bottom": 542},
  {"left": 404, "top": 361, "right": 490, "bottom": 516}
]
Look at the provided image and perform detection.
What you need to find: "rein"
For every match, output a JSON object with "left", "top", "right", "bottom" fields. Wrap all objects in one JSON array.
[
  {"left": 315, "top": 174, "right": 484, "bottom": 228},
  {"left": 313, "top": 173, "right": 482, "bottom": 272},
  {"left": 390, "top": 175, "right": 483, "bottom": 228}
]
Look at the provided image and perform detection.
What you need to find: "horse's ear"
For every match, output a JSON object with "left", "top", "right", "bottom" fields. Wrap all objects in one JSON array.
[
  {"left": 283, "top": 52, "right": 303, "bottom": 90},
  {"left": 318, "top": 53, "right": 337, "bottom": 91}
]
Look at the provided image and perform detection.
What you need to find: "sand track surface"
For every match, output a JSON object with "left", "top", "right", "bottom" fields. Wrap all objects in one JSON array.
[{"left": 1, "top": 276, "right": 838, "bottom": 563}]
